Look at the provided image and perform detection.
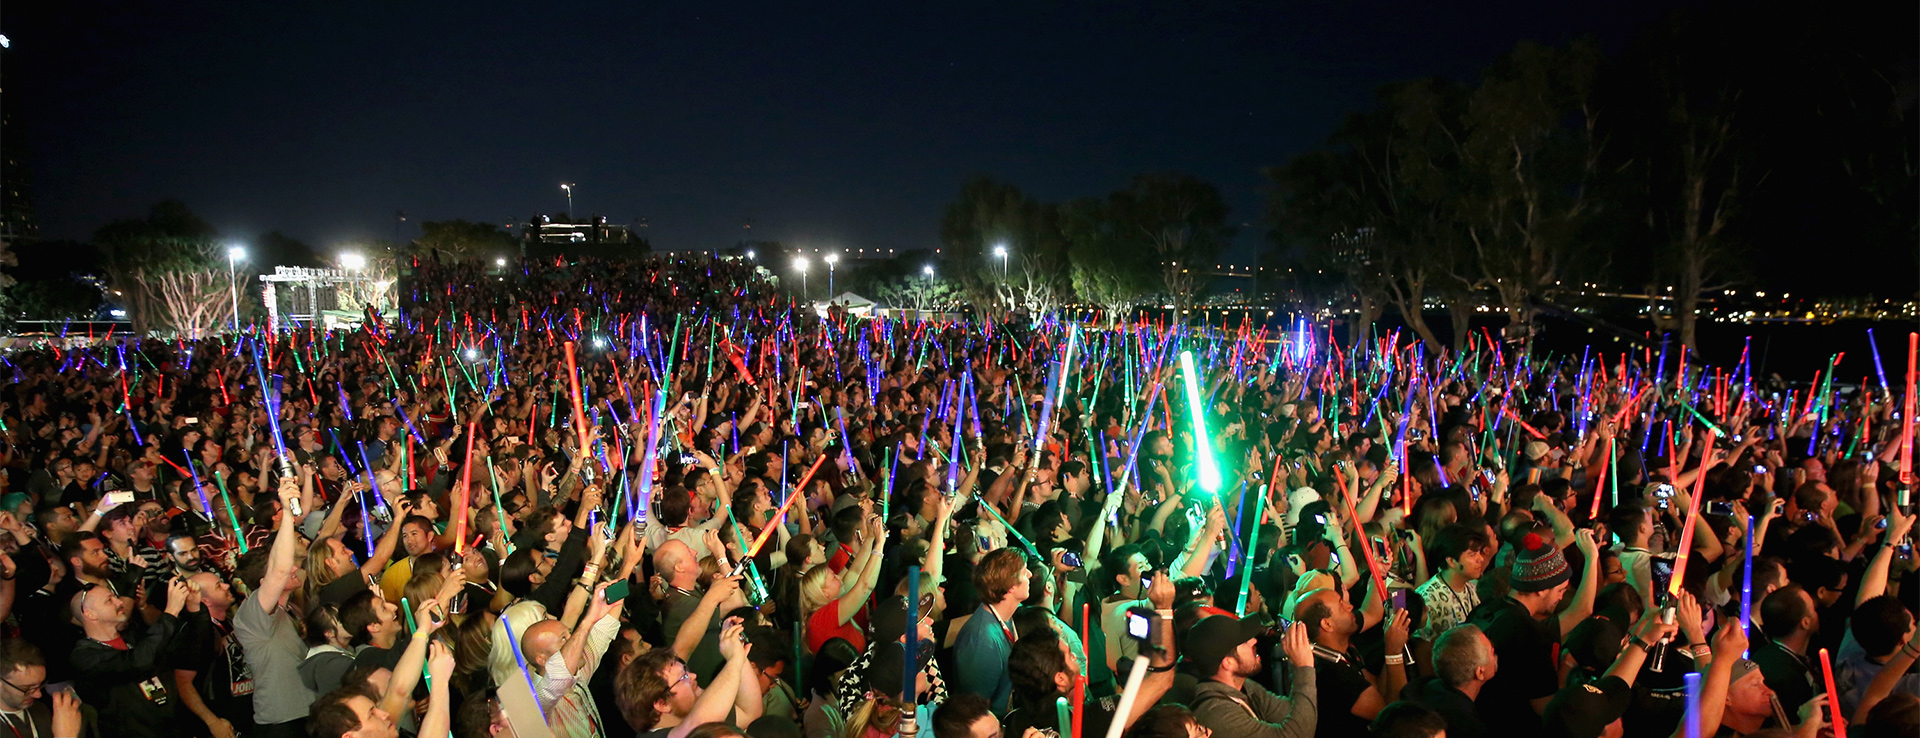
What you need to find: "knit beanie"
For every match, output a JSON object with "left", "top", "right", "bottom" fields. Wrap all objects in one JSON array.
[{"left": 1511, "top": 532, "right": 1571, "bottom": 592}]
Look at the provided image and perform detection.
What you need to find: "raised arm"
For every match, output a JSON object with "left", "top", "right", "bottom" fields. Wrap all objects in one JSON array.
[
  {"left": 358, "top": 496, "right": 414, "bottom": 580},
  {"left": 1556, "top": 530, "right": 1602, "bottom": 637},
  {"left": 670, "top": 621, "right": 753, "bottom": 738},
  {"left": 252, "top": 475, "right": 302, "bottom": 615}
]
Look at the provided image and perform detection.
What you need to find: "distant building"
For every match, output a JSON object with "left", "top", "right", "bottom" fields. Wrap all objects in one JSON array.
[{"left": 521, "top": 214, "right": 649, "bottom": 259}]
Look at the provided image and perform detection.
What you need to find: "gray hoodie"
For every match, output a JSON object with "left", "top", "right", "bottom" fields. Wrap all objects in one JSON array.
[{"left": 1188, "top": 664, "right": 1319, "bottom": 738}]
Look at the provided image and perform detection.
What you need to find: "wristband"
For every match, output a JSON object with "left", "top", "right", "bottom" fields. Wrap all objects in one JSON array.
[
  {"left": 1627, "top": 635, "right": 1651, "bottom": 652},
  {"left": 1156, "top": 609, "right": 1175, "bottom": 619},
  {"left": 1146, "top": 662, "right": 1175, "bottom": 674},
  {"left": 1384, "top": 654, "right": 1406, "bottom": 666}
]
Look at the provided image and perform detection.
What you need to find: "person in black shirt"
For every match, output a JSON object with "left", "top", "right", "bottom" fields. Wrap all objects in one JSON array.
[
  {"left": 1295, "top": 584, "right": 1408, "bottom": 738},
  {"left": 169, "top": 572, "right": 256, "bottom": 738},
  {"left": 1398, "top": 624, "right": 1495, "bottom": 738},
  {"left": 1749, "top": 584, "right": 1819, "bottom": 713},
  {"left": 1470, "top": 531, "right": 1599, "bottom": 732}
]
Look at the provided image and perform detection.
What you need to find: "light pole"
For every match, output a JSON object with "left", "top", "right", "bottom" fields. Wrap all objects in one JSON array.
[
  {"left": 824, "top": 253, "right": 839, "bottom": 297},
  {"left": 560, "top": 183, "right": 575, "bottom": 220},
  {"left": 794, "top": 256, "right": 810, "bottom": 299},
  {"left": 226, "top": 246, "right": 245, "bottom": 331},
  {"left": 992, "top": 244, "right": 1008, "bottom": 278},
  {"left": 922, "top": 265, "right": 934, "bottom": 281}
]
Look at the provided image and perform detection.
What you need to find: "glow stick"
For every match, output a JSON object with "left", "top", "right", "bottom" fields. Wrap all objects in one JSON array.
[
  {"left": 738, "top": 455, "right": 829, "bottom": 564},
  {"left": 213, "top": 471, "right": 248, "bottom": 553},
  {"left": 485, "top": 457, "right": 512, "bottom": 555},
  {"left": 564, "top": 341, "right": 589, "bottom": 454},
  {"left": 181, "top": 451, "right": 215, "bottom": 521},
  {"left": 499, "top": 615, "right": 550, "bottom": 726},
  {"left": 1236, "top": 483, "right": 1269, "bottom": 616},
  {"left": 1667, "top": 449, "right": 1713, "bottom": 598},
  {"left": 454, "top": 421, "right": 477, "bottom": 554},
  {"left": 1903, "top": 333, "right": 1916, "bottom": 486},
  {"left": 1102, "top": 656, "right": 1150, "bottom": 738},
  {"left": 1819, "top": 648, "right": 1847, "bottom": 738},
  {"left": 905, "top": 565, "right": 920, "bottom": 702},
  {"left": 1684, "top": 672, "right": 1701, "bottom": 738},
  {"left": 1741, "top": 512, "right": 1753, "bottom": 657},
  {"left": 1179, "top": 351, "right": 1222, "bottom": 494}
]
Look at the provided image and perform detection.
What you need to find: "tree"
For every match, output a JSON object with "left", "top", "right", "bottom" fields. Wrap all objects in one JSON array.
[
  {"left": 413, "top": 220, "right": 515, "bottom": 264},
  {"left": 95, "top": 200, "right": 222, "bottom": 333},
  {"left": 874, "top": 274, "right": 964, "bottom": 312},
  {"left": 1107, "top": 173, "right": 1233, "bottom": 314},
  {"left": 1445, "top": 41, "right": 1605, "bottom": 345},
  {"left": 938, "top": 177, "right": 1070, "bottom": 314},
  {"left": 1061, "top": 198, "right": 1155, "bottom": 324},
  {"left": 140, "top": 259, "right": 228, "bottom": 339}
]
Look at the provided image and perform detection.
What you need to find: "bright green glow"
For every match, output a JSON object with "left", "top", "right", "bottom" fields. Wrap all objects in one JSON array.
[
  {"left": 1180, "top": 350, "right": 1222, "bottom": 494},
  {"left": 1056, "top": 324, "right": 1078, "bottom": 407}
]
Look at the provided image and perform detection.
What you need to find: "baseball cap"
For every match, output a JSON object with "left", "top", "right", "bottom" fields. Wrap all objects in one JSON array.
[
  {"left": 864, "top": 641, "right": 933, "bottom": 698},
  {"left": 1525, "top": 441, "right": 1551, "bottom": 462},
  {"left": 1561, "top": 617, "right": 1627, "bottom": 673},
  {"left": 1543, "top": 674, "right": 1632, "bottom": 738},
  {"left": 1182, "top": 614, "right": 1266, "bottom": 677},
  {"left": 869, "top": 595, "right": 934, "bottom": 646}
]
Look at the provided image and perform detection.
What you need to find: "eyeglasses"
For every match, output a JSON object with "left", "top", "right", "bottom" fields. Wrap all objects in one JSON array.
[{"left": 0, "top": 676, "right": 42, "bottom": 696}]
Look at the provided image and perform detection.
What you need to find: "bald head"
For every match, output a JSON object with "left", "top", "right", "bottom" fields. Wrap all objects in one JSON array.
[
  {"left": 654, "top": 540, "right": 696, "bottom": 587},
  {"left": 521, "top": 619, "right": 567, "bottom": 674}
]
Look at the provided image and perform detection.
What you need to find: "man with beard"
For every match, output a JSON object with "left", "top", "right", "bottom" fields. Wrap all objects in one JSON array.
[
  {"left": 1468, "top": 530, "right": 1600, "bottom": 731},
  {"left": 1296, "top": 584, "right": 1410, "bottom": 738},
  {"left": 1187, "top": 613, "right": 1319, "bottom": 738},
  {"left": 71, "top": 573, "right": 193, "bottom": 738},
  {"left": 169, "top": 572, "right": 256, "bottom": 738},
  {"left": 1003, "top": 576, "right": 1178, "bottom": 738}
]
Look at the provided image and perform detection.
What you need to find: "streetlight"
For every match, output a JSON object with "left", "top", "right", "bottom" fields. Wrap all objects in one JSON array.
[
  {"left": 923, "top": 265, "right": 934, "bottom": 280},
  {"left": 495, "top": 257, "right": 506, "bottom": 268},
  {"left": 560, "top": 183, "right": 575, "bottom": 220},
  {"left": 992, "top": 244, "right": 1008, "bottom": 278},
  {"left": 794, "top": 256, "right": 810, "bottom": 298},
  {"left": 225, "top": 246, "right": 245, "bottom": 331},
  {"left": 824, "top": 253, "right": 839, "bottom": 297},
  {"left": 340, "top": 252, "right": 366, "bottom": 271}
]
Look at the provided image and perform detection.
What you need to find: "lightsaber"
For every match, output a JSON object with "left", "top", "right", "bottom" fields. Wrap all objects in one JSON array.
[
  {"left": 564, "top": 340, "right": 589, "bottom": 454},
  {"left": 1179, "top": 351, "right": 1222, "bottom": 495},
  {"left": 1819, "top": 648, "right": 1847, "bottom": 738},
  {"left": 213, "top": 471, "right": 248, "bottom": 553},
  {"left": 454, "top": 421, "right": 477, "bottom": 554}
]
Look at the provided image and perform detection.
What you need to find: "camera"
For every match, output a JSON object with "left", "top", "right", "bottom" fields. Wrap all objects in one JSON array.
[{"left": 1125, "top": 609, "right": 1153, "bottom": 643}]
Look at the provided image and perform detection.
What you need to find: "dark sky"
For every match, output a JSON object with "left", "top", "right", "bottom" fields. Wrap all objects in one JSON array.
[{"left": 12, "top": 0, "right": 1699, "bottom": 264}]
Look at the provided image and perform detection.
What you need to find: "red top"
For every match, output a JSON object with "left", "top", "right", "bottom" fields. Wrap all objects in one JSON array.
[{"left": 805, "top": 599, "right": 864, "bottom": 654}]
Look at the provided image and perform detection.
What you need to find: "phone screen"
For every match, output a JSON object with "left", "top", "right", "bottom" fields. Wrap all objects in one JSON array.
[
  {"left": 1126, "top": 611, "right": 1151, "bottom": 641},
  {"left": 1650, "top": 558, "right": 1674, "bottom": 597},
  {"left": 604, "top": 579, "right": 631, "bottom": 603},
  {"left": 1390, "top": 589, "right": 1407, "bottom": 610}
]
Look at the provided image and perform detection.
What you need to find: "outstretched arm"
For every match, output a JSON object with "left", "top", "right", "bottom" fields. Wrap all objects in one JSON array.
[{"left": 252, "top": 476, "right": 302, "bottom": 615}]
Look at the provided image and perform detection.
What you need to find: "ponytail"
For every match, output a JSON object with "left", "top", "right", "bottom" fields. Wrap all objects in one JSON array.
[{"left": 842, "top": 693, "right": 904, "bottom": 738}]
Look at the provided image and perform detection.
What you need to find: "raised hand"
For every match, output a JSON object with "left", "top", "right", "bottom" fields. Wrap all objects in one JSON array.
[{"left": 50, "top": 690, "right": 82, "bottom": 738}]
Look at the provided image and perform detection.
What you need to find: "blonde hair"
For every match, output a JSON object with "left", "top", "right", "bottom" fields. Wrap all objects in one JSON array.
[
  {"left": 842, "top": 695, "right": 903, "bottom": 738},
  {"left": 800, "top": 563, "right": 836, "bottom": 614},
  {"left": 305, "top": 537, "right": 343, "bottom": 605}
]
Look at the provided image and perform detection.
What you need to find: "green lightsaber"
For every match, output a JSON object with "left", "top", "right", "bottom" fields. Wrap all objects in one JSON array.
[{"left": 1179, "top": 350, "right": 1222, "bottom": 495}]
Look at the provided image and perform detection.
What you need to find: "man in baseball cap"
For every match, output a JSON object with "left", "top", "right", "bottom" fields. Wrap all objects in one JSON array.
[
  {"left": 1186, "top": 614, "right": 1321, "bottom": 738},
  {"left": 1541, "top": 606, "right": 1679, "bottom": 738}
]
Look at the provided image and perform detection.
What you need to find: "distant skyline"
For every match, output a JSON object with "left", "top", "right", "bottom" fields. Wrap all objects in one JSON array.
[{"left": 6, "top": 1, "right": 1697, "bottom": 265}]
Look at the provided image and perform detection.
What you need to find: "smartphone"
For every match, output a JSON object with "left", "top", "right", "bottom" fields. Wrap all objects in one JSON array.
[
  {"left": 1313, "top": 513, "right": 1328, "bottom": 525},
  {"left": 1875, "top": 518, "right": 1889, "bottom": 531},
  {"left": 1390, "top": 589, "right": 1407, "bottom": 611},
  {"left": 1372, "top": 537, "right": 1391, "bottom": 561},
  {"left": 104, "top": 491, "right": 135, "bottom": 506},
  {"left": 1754, "top": 465, "right": 1767, "bottom": 474},
  {"left": 978, "top": 537, "right": 994, "bottom": 553},
  {"left": 184, "top": 417, "right": 199, "bottom": 425},
  {"left": 1650, "top": 557, "right": 1674, "bottom": 596},
  {"left": 1125, "top": 609, "right": 1153, "bottom": 643},
  {"left": 1801, "top": 510, "right": 1819, "bottom": 523},
  {"left": 1708, "top": 502, "right": 1736, "bottom": 516},
  {"left": 1060, "top": 551, "right": 1083, "bottom": 569},
  {"left": 604, "top": 579, "right": 631, "bottom": 603}
]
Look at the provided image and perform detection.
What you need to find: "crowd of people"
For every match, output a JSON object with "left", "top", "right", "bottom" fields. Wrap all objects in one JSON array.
[{"left": 0, "top": 253, "right": 1911, "bottom": 738}]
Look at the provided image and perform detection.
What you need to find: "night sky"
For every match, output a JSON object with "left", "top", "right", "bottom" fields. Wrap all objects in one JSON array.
[{"left": 4, "top": 1, "right": 1713, "bottom": 264}]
